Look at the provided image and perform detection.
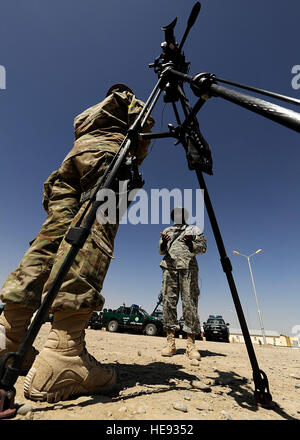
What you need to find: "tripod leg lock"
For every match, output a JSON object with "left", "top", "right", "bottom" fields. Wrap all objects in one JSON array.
[
  {"left": 65, "top": 227, "right": 90, "bottom": 248},
  {"left": 190, "top": 72, "right": 216, "bottom": 98}
]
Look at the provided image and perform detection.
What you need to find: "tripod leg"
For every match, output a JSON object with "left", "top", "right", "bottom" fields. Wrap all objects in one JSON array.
[
  {"left": 167, "top": 93, "right": 272, "bottom": 406},
  {"left": 195, "top": 168, "right": 273, "bottom": 408}
]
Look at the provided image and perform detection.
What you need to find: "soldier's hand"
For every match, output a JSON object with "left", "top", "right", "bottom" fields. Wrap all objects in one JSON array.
[
  {"left": 160, "top": 232, "right": 171, "bottom": 242},
  {"left": 179, "top": 234, "right": 194, "bottom": 245}
]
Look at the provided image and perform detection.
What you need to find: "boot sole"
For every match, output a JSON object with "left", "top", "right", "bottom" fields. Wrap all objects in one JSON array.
[{"left": 24, "top": 367, "right": 117, "bottom": 403}]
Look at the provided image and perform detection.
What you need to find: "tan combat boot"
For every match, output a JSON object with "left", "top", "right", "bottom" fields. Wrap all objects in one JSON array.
[
  {"left": 186, "top": 333, "right": 201, "bottom": 360},
  {"left": 161, "top": 329, "right": 176, "bottom": 357},
  {"left": 24, "top": 309, "right": 117, "bottom": 403},
  {"left": 0, "top": 302, "right": 38, "bottom": 375}
]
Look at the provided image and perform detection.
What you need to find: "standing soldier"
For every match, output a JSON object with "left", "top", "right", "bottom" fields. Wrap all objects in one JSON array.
[
  {"left": 0, "top": 84, "right": 154, "bottom": 403},
  {"left": 159, "top": 207, "right": 206, "bottom": 360}
]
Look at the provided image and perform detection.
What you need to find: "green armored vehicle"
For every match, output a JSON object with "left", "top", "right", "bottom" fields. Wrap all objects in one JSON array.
[{"left": 90, "top": 304, "right": 164, "bottom": 336}]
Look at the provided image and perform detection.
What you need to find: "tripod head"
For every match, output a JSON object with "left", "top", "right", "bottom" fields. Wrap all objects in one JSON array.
[
  {"left": 144, "top": 2, "right": 300, "bottom": 172},
  {"left": 147, "top": 2, "right": 214, "bottom": 175},
  {"left": 149, "top": 2, "right": 201, "bottom": 102}
]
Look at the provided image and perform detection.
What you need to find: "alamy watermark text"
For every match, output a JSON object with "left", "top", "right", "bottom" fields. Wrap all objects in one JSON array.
[
  {"left": 96, "top": 183, "right": 205, "bottom": 230},
  {"left": 0, "top": 65, "right": 6, "bottom": 90},
  {"left": 291, "top": 65, "right": 300, "bottom": 90}
]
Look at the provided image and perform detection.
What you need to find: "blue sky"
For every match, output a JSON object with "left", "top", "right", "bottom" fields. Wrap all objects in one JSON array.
[{"left": 0, "top": 0, "right": 299, "bottom": 336}]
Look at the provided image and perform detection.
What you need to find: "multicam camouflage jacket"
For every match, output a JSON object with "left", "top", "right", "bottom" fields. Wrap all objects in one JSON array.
[
  {"left": 159, "top": 224, "right": 207, "bottom": 270},
  {"left": 41, "top": 87, "right": 155, "bottom": 265},
  {"left": 42, "top": 88, "right": 155, "bottom": 212}
]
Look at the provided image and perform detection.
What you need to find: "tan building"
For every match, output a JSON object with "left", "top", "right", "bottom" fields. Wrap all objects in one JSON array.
[
  {"left": 286, "top": 336, "right": 300, "bottom": 348},
  {"left": 229, "top": 328, "right": 292, "bottom": 346}
]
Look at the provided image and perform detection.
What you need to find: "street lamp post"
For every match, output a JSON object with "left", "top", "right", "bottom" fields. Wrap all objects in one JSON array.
[{"left": 233, "top": 249, "right": 267, "bottom": 345}]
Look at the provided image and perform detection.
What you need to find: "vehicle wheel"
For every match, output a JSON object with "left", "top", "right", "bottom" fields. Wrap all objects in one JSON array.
[
  {"left": 145, "top": 323, "right": 157, "bottom": 336},
  {"left": 107, "top": 320, "right": 119, "bottom": 333}
]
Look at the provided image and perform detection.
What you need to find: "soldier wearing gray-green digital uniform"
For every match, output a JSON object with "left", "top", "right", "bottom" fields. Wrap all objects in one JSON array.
[
  {"left": 159, "top": 207, "right": 206, "bottom": 359},
  {"left": 0, "top": 83, "right": 154, "bottom": 403}
]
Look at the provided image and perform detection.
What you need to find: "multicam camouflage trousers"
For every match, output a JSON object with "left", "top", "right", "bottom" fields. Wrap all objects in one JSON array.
[
  {"left": 161, "top": 267, "right": 201, "bottom": 335},
  {"left": 0, "top": 152, "right": 117, "bottom": 312}
]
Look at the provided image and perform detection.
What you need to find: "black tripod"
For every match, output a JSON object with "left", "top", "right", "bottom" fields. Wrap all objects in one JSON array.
[
  {"left": 140, "top": 1, "right": 300, "bottom": 408},
  {"left": 1, "top": 1, "right": 300, "bottom": 418}
]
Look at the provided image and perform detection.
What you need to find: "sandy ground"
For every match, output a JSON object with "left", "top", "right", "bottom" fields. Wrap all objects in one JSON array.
[{"left": 5, "top": 323, "right": 300, "bottom": 421}]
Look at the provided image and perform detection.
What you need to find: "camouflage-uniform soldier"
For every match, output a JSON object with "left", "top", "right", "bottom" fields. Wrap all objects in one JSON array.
[
  {"left": 159, "top": 207, "right": 206, "bottom": 359},
  {"left": 0, "top": 84, "right": 154, "bottom": 403}
]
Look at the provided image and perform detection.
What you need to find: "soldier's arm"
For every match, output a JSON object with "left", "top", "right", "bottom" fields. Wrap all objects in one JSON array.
[
  {"left": 159, "top": 228, "right": 171, "bottom": 255},
  {"left": 62, "top": 90, "right": 155, "bottom": 194},
  {"left": 181, "top": 226, "right": 207, "bottom": 254},
  {"left": 191, "top": 231, "right": 207, "bottom": 255}
]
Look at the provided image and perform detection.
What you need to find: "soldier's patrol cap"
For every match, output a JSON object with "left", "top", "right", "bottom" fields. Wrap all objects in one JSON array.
[{"left": 106, "top": 83, "right": 134, "bottom": 97}]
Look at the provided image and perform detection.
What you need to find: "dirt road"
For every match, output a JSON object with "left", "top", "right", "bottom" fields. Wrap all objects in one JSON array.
[{"left": 9, "top": 323, "right": 300, "bottom": 421}]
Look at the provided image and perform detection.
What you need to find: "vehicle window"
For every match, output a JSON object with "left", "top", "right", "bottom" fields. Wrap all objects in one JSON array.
[{"left": 207, "top": 319, "right": 225, "bottom": 325}]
